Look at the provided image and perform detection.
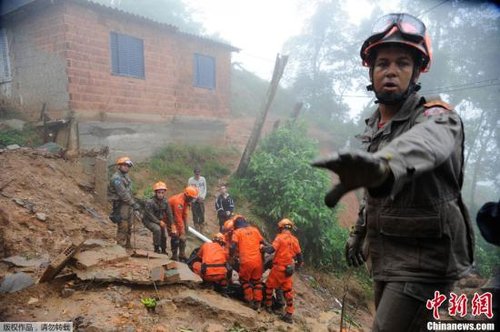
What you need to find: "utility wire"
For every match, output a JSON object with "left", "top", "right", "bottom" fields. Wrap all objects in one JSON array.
[
  {"left": 417, "top": 0, "right": 451, "bottom": 18},
  {"left": 342, "top": 79, "right": 500, "bottom": 98}
]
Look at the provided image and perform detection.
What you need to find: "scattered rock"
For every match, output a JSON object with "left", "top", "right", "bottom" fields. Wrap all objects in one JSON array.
[
  {"left": 27, "top": 297, "right": 39, "bottom": 305},
  {"left": 60, "top": 287, "right": 76, "bottom": 298},
  {"left": 1, "top": 254, "right": 49, "bottom": 268},
  {"left": 36, "top": 212, "right": 47, "bottom": 221},
  {"left": 152, "top": 324, "right": 170, "bottom": 332},
  {"left": 6, "top": 144, "right": 21, "bottom": 150},
  {"left": 203, "top": 323, "right": 226, "bottom": 332},
  {"left": 0, "top": 272, "right": 34, "bottom": 293}
]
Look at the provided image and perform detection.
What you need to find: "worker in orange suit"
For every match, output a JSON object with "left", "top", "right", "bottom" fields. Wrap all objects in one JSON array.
[
  {"left": 191, "top": 233, "right": 229, "bottom": 293},
  {"left": 222, "top": 214, "right": 243, "bottom": 249},
  {"left": 230, "top": 216, "right": 266, "bottom": 311},
  {"left": 264, "top": 218, "right": 303, "bottom": 324},
  {"left": 168, "top": 186, "right": 198, "bottom": 261}
]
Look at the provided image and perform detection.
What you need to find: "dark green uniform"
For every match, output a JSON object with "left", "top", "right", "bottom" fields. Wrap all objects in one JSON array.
[
  {"left": 143, "top": 197, "right": 173, "bottom": 253},
  {"left": 108, "top": 171, "right": 136, "bottom": 248},
  {"left": 359, "top": 93, "right": 474, "bottom": 331}
]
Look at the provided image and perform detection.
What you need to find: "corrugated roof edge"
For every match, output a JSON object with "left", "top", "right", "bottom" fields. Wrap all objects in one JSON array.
[{"left": 2, "top": 0, "right": 240, "bottom": 52}]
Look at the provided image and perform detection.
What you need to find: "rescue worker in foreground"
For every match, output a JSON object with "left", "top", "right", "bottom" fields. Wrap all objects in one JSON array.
[
  {"left": 142, "top": 181, "right": 173, "bottom": 254},
  {"left": 190, "top": 233, "right": 229, "bottom": 293},
  {"left": 312, "top": 13, "right": 474, "bottom": 331},
  {"left": 108, "top": 156, "right": 140, "bottom": 249},
  {"left": 264, "top": 218, "right": 303, "bottom": 324},
  {"left": 168, "top": 186, "right": 198, "bottom": 261},
  {"left": 230, "top": 216, "right": 266, "bottom": 311}
]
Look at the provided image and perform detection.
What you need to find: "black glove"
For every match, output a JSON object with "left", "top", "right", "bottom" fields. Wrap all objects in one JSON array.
[
  {"left": 132, "top": 202, "right": 141, "bottom": 211},
  {"left": 345, "top": 224, "right": 366, "bottom": 267},
  {"left": 311, "top": 150, "right": 391, "bottom": 208}
]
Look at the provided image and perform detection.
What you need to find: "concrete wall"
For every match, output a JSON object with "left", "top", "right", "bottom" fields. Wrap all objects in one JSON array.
[
  {"left": 0, "top": 4, "right": 70, "bottom": 118},
  {"left": 79, "top": 116, "right": 227, "bottom": 163}
]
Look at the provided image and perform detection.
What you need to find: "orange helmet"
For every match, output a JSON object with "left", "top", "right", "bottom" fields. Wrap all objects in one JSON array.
[
  {"left": 116, "top": 156, "right": 133, "bottom": 167},
  {"left": 360, "top": 13, "right": 432, "bottom": 72},
  {"left": 184, "top": 186, "right": 198, "bottom": 198},
  {"left": 212, "top": 233, "right": 225, "bottom": 244},
  {"left": 278, "top": 218, "right": 294, "bottom": 230},
  {"left": 152, "top": 181, "right": 167, "bottom": 191},
  {"left": 223, "top": 219, "right": 234, "bottom": 233}
]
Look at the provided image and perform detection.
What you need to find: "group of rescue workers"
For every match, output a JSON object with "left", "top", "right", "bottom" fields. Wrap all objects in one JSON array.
[{"left": 108, "top": 157, "right": 303, "bottom": 323}]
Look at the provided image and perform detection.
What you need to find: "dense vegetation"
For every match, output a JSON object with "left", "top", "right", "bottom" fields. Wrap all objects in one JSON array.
[
  {"left": 233, "top": 121, "right": 349, "bottom": 270},
  {"left": 133, "top": 144, "right": 238, "bottom": 198}
]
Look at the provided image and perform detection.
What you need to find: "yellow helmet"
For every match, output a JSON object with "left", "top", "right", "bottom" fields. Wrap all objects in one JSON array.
[
  {"left": 278, "top": 218, "right": 294, "bottom": 229},
  {"left": 116, "top": 156, "right": 133, "bottom": 167},
  {"left": 152, "top": 181, "right": 167, "bottom": 191},
  {"left": 184, "top": 186, "right": 198, "bottom": 198},
  {"left": 212, "top": 233, "right": 225, "bottom": 244}
]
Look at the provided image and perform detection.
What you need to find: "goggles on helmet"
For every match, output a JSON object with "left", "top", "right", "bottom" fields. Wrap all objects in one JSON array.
[
  {"left": 360, "top": 13, "right": 432, "bottom": 72},
  {"left": 371, "top": 13, "right": 426, "bottom": 42}
]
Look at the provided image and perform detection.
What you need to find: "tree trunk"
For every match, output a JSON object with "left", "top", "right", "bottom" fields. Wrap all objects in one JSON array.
[{"left": 236, "top": 54, "right": 288, "bottom": 177}]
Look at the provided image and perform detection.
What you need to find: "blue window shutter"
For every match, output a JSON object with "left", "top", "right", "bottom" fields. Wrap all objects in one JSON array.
[
  {"left": 109, "top": 32, "right": 144, "bottom": 78},
  {"left": 194, "top": 54, "right": 215, "bottom": 89}
]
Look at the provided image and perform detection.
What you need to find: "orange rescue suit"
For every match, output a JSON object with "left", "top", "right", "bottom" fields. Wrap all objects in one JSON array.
[
  {"left": 168, "top": 193, "right": 189, "bottom": 236},
  {"left": 192, "top": 242, "right": 228, "bottom": 279},
  {"left": 265, "top": 230, "right": 302, "bottom": 314},
  {"left": 232, "top": 226, "right": 265, "bottom": 302}
]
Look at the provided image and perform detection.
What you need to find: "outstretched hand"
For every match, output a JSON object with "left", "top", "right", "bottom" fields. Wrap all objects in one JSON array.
[{"left": 311, "top": 150, "right": 391, "bottom": 208}]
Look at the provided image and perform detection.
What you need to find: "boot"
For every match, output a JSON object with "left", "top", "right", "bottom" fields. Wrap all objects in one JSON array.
[
  {"left": 251, "top": 301, "right": 261, "bottom": 312},
  {"left": 154, "top": 246, "right": 162, "bottom": 253},
  {"left": 281, "top": 313, "right": 293, "bottom": 324}
]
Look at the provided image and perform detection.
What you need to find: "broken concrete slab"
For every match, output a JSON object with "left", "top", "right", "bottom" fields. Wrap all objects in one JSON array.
[
  {"left": 172, "top": 290, "right": 255, "bottom": 327},
  {"left": 80, "top": 239, "right": 112, "bottom": 250},
  {"left": 0, "top": 272, "right": 34, "bottom": 293},
  {"left": 73, "top": 244, "right": 129, "bottom": 269},
  {"left": 132, "top": 249, "right": 168, "bottom": 259},
  {"left": 74, "top": 257, "right": 201, "bottom": 285},
  {"left": 1, "top": 255, "right": 49, "bottom": 268}
]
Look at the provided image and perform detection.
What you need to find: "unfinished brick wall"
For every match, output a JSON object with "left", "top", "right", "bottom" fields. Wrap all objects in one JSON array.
[
  {"left": 2, "top": 4, "right": 70, "bottom": 119},
  {"left": 63, "top": 2, "right": 232, "bottom": 121}
]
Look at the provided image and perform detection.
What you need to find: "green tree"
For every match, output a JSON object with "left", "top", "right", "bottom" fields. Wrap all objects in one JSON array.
[{"left": 238, "top": 120, "right": 348, "bottom": 269}]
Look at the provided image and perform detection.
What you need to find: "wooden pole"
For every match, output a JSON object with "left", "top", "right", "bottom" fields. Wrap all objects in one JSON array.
[{"left": 235, "top": 53, "right": 288, "bottom": 177}]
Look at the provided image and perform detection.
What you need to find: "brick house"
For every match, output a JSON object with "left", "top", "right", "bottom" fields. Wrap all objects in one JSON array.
[{"left": 0, "top": 0, "right": 239, "bottom": 122}]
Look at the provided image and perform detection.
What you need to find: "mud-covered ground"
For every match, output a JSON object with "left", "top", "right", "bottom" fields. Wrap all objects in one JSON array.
[{"left": 0, "top": 148, "right": 373, "bottom": 331}]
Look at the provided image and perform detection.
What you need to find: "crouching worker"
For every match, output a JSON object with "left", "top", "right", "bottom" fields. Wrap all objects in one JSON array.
[
  {"left": 190, "top": 233, "right": 230, "bottom": 293},
  {"left": 264, "top": 218, "right": 303, "bottom": 324},
  {"left": 142, "top": 181, "right": 173, "bottom": 254}
]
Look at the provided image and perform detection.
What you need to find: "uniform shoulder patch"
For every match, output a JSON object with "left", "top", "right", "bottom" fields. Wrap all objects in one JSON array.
[
  {"left": 423, "top": 100, "right": 453, "bottom": 117},
  {"left": 112, "top": 178, "right": 122, "bottom": 186}
]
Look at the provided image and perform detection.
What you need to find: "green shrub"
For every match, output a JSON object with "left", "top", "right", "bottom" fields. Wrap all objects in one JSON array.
[
  {"left": 135, "top": 143, "right": 238, "bottom": 197},
  {"left": 0, "top": 125, "right": 42, "bottom": 147},
  {"left": 237, "top": 120, "right": 349, "bottom": 270}
]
